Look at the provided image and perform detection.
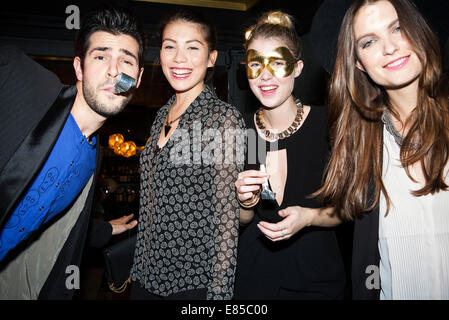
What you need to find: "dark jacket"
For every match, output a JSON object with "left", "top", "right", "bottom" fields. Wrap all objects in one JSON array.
[
  {"left": 351, "top": 129, "right": 383, "bottom": 300},
  {"left": 352, "top": 207, "right": 381, "bottom": 299},
  {"left": 0, "top": 45, "right": 100, "bottom": 299}
]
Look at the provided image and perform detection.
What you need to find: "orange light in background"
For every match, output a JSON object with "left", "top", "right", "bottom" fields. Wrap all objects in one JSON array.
[
  {"left": 122, "top": 141, "right": 137, "bottom": 158},
  {"left": 109, "top": 134, "right": 124, "bottom": 149},
  {"left": 108, "top": 133, "right": 144, "bottom": 158}
]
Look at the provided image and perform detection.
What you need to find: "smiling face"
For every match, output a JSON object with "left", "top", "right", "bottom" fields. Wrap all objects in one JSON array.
[
  {"left": 246, "top": 37, "right": 302, "bottom": 109},
  {"left": 353, "top": 0, "right": 422, "bottom": 90},
  {"left": 160, "top": 20, "right": 217, "bottom": 95},
  {"left": 73, "top": 31, "right": 143, "bottom": 118}
]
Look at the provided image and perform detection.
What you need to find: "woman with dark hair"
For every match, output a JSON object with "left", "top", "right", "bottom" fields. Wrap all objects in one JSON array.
[
  {"left": 316, "top": 0, "right": 449, "bottom": 299},
  {"left": 130, "top": 9, "right": 246, "bottom": 300},
  {"left": 233, "top": 10, "right": 345, "bottom": 300}
]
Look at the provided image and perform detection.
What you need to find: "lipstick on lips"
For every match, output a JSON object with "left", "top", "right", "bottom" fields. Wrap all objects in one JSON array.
[
  {"left": 171, "top": 67, "right": 192, "bottom": 79},
  {"left": 259, "top": 85, "right": 278, "bottom": 96},
  {"left": 384, "top": 55, "right": 410, "bottom": 70}
]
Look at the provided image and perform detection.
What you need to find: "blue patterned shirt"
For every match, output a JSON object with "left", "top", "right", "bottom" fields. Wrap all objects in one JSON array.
[{"left": 0, "top": 113, "right": 96, "bottom": 260}]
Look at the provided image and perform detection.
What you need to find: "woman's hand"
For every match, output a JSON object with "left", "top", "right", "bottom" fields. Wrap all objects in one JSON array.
[
  {"left": 257, "top": 206, "right": 339, "bottom": 241},
  {"left": 235, "top": 170, "right": 268, "bottom": 225},
  {"left": 257, "top": 206, "right": 313, "bottom": 241},
  {"left": 235, "top": 170, "right": 268, "bottom": 202}
]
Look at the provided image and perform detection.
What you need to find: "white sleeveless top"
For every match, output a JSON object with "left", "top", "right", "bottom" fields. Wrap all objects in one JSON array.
[{"left": 379, "top": 126, "right": 449, "bottom": 299}]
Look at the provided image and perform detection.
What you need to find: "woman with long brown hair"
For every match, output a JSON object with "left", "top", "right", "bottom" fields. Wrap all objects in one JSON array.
[{"left": 316, "top": 0, "right": 449, "bottom": 299}]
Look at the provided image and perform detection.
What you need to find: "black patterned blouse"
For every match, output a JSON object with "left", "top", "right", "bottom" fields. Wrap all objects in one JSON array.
[{"left": 131, "top": 86, "right": 246, "bottom": 300}]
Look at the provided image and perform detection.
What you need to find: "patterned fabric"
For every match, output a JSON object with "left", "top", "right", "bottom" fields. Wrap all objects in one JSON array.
[
  {"left": 131, "top": 86, "right": 246, "bottom": 300},
  {"left": 0, "top": 113, "right": 96, "bottom": 261}
]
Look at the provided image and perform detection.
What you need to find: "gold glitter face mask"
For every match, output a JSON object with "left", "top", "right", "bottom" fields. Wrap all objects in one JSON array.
[{"left": 246, "top": 46, "right": 296, "bottom": 79}]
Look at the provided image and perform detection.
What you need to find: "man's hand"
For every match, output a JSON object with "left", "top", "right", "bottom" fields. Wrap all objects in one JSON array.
[{"left": 109, "top": 214, "right": 137, "bottom": 235}]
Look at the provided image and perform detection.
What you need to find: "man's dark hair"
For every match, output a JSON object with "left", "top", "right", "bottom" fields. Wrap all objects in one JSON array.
[{"left": 75, "top": 5, "right": 147, "bottom": 68}]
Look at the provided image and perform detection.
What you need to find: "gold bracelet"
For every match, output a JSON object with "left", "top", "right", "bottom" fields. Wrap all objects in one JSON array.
[{"left": 238, "top": 188, "right": 261, "bottom": 209}]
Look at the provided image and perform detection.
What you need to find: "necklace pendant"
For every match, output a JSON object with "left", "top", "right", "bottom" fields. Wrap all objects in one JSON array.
[{"left": 164, "top": 124, "right": 171, "bottom": 137}]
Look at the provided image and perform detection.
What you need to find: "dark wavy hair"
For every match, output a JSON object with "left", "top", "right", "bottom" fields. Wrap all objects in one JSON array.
[
  {"left": 315, "top": 0, "right": 449, "bottom": 220},
  {"left": 74, "top": 5, "right": 147, "bottom": 68}
]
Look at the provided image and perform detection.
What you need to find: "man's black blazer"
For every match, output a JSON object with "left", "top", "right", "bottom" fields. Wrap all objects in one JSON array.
[{"left": 0, "top": 45, "right": 101, "bottom": 299}]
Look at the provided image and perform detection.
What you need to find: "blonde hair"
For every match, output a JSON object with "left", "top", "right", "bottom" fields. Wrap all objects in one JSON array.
[{"left": 244, "top": 10, "right": 301, "bottom": 61}]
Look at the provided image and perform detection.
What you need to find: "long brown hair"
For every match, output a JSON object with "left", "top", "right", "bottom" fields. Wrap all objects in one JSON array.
[{"left": 315, "top": 0, "right": 449, "bottom": 220}]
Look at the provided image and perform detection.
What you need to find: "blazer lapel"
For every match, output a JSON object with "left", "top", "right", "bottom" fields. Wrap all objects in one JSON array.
[{"left": 0, "top": 85, "right": 77, "bottom": 226}]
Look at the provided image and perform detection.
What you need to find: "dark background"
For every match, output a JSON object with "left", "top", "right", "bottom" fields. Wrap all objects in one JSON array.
[
  {"left": 1, "top": 0, "right": 448, "bottom": 300},
  {"left": 2, "top": 0, "right": 447, "bottom": 146}
]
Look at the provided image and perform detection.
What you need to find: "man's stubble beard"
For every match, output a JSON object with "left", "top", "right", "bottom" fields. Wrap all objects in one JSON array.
[{"left": 82, "top": 78, "right": 132, "bottom": 118}]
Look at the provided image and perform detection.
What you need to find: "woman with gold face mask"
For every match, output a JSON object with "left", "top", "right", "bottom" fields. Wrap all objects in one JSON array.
[{"left": 233, "top": 10, "right": 345, "bottom": 299}]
